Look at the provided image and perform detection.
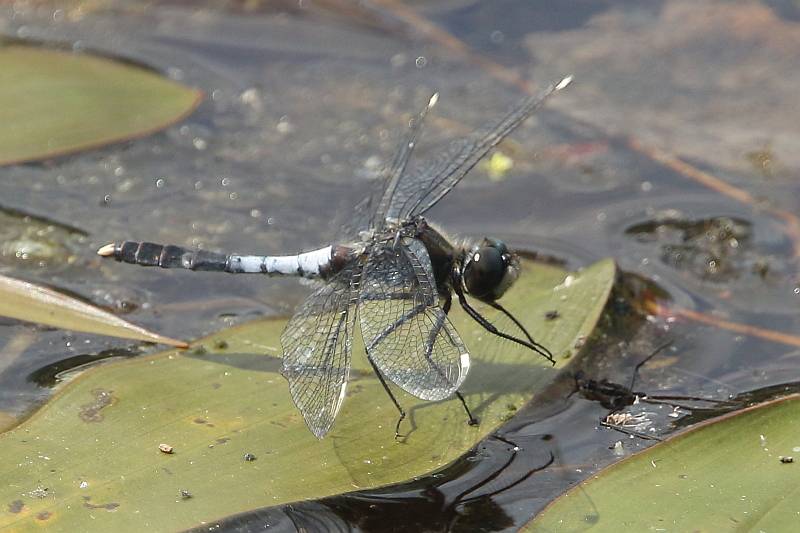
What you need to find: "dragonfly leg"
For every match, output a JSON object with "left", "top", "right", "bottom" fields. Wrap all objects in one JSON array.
[
  {"left": 365, "top": 304, "right": 426, "bottom": 353},
  {"left": 365, "top": 354, "right": 407, "bottom": 440},
  {"left": 453, "top": 284, "right": 556, "bottom": 365},
  {"left": 442, "top": 291, "right": 452, "bottom": 314},
  {"left": 423, "top": 297, "right": 478, "bottom": 426},
  {"left": 487, "top": 301, "right": 554, "bottom": 362},
  {"left": 455, "top": 390, "right": 479, "bottom": 426}
]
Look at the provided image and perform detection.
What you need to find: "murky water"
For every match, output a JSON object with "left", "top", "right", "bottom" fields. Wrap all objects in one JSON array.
[{"left": 1, "top": 1, "right": 799, "bottom": 531}]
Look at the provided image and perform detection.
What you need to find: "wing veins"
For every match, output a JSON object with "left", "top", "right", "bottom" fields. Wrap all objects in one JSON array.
[
  {"left": 280, "top": 264, "right": 360, "bottom": 438},
  {"left": 372, "top": 93, "right": 438, "bottom": 229},
  {"left": 358, "top": 239, "right": 469, "bottom": 401},
  {"left": 391, "top": 79, "right": 570, "bottom": 220},
  {"left": 364, "top": 302, "right": 426, "bottom": 353}
]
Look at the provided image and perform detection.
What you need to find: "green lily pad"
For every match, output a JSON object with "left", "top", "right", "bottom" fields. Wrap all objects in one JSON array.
[
  {"left": 0, "top": 273, "right": 187, "bottom": 347},
  {"left": 0, "top": 42, "right": 202, "bottom": 166},
  {"left": 528, "top": 394, "right": 800, "bottom": 532},
  {"left": 0, "top": 258, "right": 614, "bottom": 530}
]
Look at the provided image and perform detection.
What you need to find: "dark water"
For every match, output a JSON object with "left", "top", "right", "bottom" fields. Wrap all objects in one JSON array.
[{"left": 1, "top": 1, "right": 799, "bottom": 531}]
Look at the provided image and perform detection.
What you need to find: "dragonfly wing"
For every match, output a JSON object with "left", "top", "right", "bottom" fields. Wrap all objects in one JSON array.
[
  {"left": 370, "top": 93, "right": 438, "bottom": 230},
  {"left": 385, "top": 78, "right": 571, "bottom": 221},
  {"left": 358, "top": 238, "right": 470, "bottom": 401},
  {"left": 344, "top": 93, "right": 438, "bottom": 237},
  {"left": 280, "top": 262, "right": 361, "bottom": 438}
]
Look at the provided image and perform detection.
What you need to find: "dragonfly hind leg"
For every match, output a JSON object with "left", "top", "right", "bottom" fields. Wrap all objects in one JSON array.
[
  {"left": 365, "top": 355, "right": 408, "bottom": 440},
  {"left": 432, "top": 293, "right": 479, "bottom": 427},
  {"left": 455, "top": 390, "right": 479, "bottom": 426}
]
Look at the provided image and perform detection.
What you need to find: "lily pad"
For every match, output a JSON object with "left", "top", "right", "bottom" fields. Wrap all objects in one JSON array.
[
  {"left": 0, "top": 274, "right": 187, "bottom": 347},
  {"left": 528, "top": 394, "right": 800, "bottom": 532},
  {"left": 0, "top": 42, "right": 202, "bottom": 166},
  {"left": 0, "top": 258, "right": 614, "bottom": 530}
]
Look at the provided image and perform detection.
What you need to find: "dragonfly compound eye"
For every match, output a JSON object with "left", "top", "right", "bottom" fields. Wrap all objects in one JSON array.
[{"left": 463, "top": 246, "right": 507, "bottom": 300}]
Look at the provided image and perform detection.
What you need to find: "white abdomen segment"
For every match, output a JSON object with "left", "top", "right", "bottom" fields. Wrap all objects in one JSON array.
[{"left": 227, "top": 246, "right": 333, "bottom": 278}]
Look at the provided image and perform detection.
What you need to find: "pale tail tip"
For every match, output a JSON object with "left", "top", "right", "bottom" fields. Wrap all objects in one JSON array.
[
  {"left": 555, "top": 76, "right": 573, "bottom": 91},
  {"left": 97, "top": 243, "right": 116, "bottom": 257},
  {"left": 428, "top": 92, "right": 439, "bottom": 108}
]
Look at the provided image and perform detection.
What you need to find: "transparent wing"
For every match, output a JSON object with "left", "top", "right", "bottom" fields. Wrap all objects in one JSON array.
[
  {"left": 340, "top": 94, "right": 437, "bottom": 238},
  {"left": 358, "top": 238, "right": 469, "bottom": 401},
  {"left": 280, "top": 262, "right": 361, "bottom": 438},
  {"left": 385, "top": 78, "right": 571, "bottom": 221},
  {"left": 370, "top": 93, "right": 438, "bottom": 230}
]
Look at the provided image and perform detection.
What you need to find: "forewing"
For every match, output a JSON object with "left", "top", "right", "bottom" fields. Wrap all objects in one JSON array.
[
  {"left": 280, "top": 263, "right": 361, "bottom": 438},
  {"left": 370, "top": 93, "right": 438, "bottom": 230},
  {"left": 338, "top": 91, "right": 435, "bottom": 238},
  {"left": 386, "top": 77, "right": 571, "bottom": 221},
  {"left": 358, "top": 238, "right": 470, "bottom": 401}
]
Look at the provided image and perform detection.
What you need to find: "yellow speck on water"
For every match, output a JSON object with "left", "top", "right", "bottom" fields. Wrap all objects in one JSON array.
[{"left": 482, "top": 151, "right": 514, "bottom": 181}]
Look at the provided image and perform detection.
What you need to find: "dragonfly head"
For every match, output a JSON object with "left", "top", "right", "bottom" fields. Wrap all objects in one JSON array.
[{"left": 462, "top": 238, "right": 520, "bottom": 302}]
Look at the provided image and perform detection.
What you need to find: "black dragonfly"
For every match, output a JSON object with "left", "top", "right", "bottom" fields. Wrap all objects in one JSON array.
[{"left": 98, "top": 76, "right": 572, "bottom": 438}]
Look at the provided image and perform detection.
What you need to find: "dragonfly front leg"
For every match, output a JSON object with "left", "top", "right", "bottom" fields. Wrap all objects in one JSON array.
[
  {"left": 442, "top": 290, "right": 452, "bottom": 314},
  {"left": 487, "top": 301, "right": 554, "bottom": 362},
  {"left": 451, "top": 278, "right": 556, "bottom": 365}
]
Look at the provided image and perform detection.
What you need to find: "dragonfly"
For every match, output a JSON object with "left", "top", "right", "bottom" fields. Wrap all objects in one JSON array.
[{"left": 98, "top": 76, "right": 572, "bottom": 439}]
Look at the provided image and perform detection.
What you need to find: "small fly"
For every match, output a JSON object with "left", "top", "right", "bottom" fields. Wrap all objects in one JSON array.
[{"left": 99, "top": 76, "right": 573, "bottom": 438}]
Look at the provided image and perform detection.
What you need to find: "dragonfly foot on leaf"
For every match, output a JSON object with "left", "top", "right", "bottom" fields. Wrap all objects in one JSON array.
[{"left": 456, "top": 390, "right": 479, "bottom": 426}]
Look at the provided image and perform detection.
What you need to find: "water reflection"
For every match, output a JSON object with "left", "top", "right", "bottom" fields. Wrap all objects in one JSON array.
[{"left": 203, "top": 434, "right": 554, "bottom": 533}]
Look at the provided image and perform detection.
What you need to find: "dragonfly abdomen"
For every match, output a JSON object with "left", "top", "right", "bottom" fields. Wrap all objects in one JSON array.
[
  {"left": 100, "top": 241, "right": 228, "bottom": 271},
  {"left": 98, "top": 241, "right": 338, "bottom": 279},
  {"left": 227, "top": 246, "right": 335, "bottom": 278}
]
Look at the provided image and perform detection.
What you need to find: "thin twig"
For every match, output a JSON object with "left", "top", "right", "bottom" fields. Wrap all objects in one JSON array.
[{"left": 652, "top": 303, "right": 800, "bottom": 348}]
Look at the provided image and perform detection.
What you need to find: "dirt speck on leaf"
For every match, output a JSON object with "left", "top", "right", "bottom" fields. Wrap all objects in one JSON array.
[
  {"left": 82, "top": 496, "right": 120, "bottom": 511},
  {"left": 8, "top": 500, "right": 24, "bottom": 513},
  {"left": 78, "top": 388, "right": 116, "bottom": 423}
]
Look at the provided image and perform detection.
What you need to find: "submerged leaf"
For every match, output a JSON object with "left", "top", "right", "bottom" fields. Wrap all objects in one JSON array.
[
  {"left": 0, "top": 258, "right": 614, "bottom": 530},
  {"left": 0, "top": 42, "right": 202, "bottom": 166},
  {"left": 0, "top": 273, "right": 187, "bottom": 347},
  {"left": 528, "top": 394, "right": 800, "bottom": 531},
  {"left": 0, "top": 206, "right": 86, "bottom": 271}
]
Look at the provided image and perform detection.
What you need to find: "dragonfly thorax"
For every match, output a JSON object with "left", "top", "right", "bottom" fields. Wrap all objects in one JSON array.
[{"left": 365, "top": 216, "right": 427, "bottom": 249}]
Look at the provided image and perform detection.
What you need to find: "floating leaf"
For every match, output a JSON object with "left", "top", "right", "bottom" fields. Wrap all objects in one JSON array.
[
  {"left": 0, "top": 258, "right": 614, "bottom": 530},
  {"left": 0, "top": 42, "right": 202, "bottom": 166},
  {"left": 528, "top": 394, "right": 800, "bottom": 531},
  {"left": 0, "top": 273, "right": 186, "bottom": 347}
]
